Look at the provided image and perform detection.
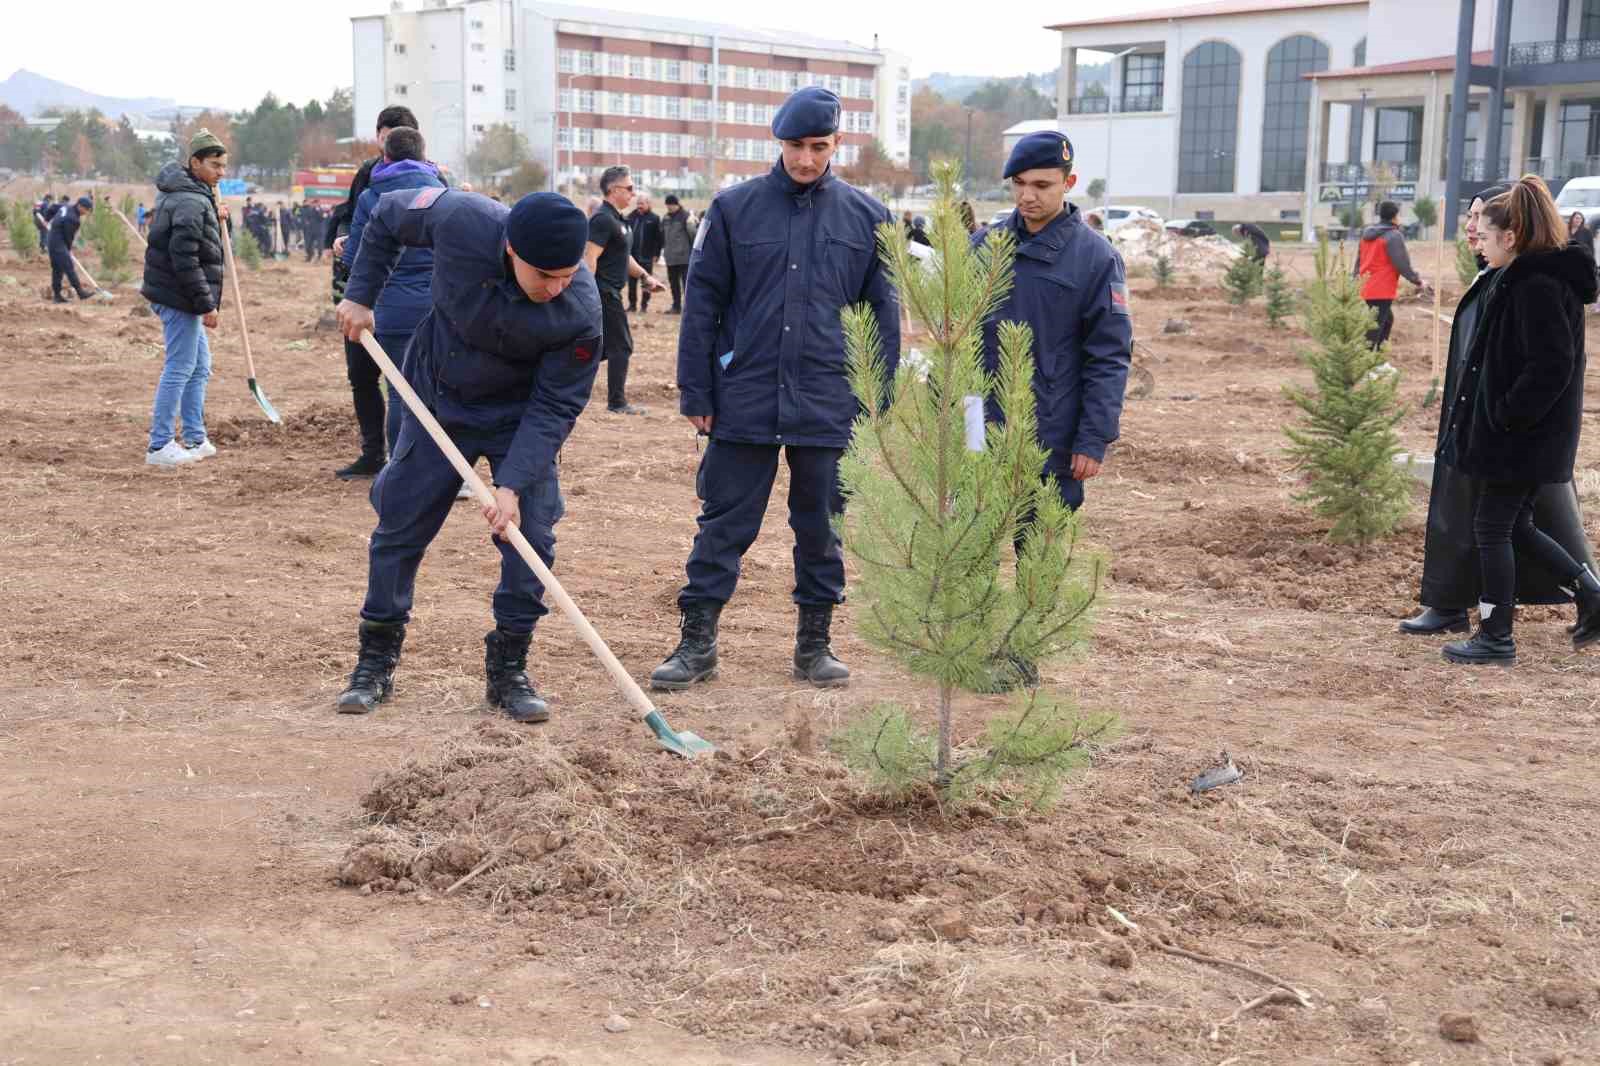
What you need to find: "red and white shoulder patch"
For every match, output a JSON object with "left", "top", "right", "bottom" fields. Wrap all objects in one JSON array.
[
  {"left": 1110, "top": 282, "right": 1131, "bottom": 315},
  {"left": 410, "top": 187, "right": 446, "bottom": 210}
]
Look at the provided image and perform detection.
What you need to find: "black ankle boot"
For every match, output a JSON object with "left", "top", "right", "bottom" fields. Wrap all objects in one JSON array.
[
  {"left": 1567, "top": 566, "right": 1600, "bottom": 649},
  {"left": 338, "top": 621, "right": 406, "bottom": 713},
  {"left": 484, "top": 628, "right": 549, "bottom": 723},
  {"left": 1442, "top": 604, "right": 1515, "bottom": 665},
  {"left": 335, "top": 453, "right": 385, "bottom": 480},
  {"left": 794, "top": 605, "right": 849, "bottom": 687},
  {"left": 1398, "top": 606, "right": 1470, "bottom": 635},
  {"left": 650, "top": 601, "right": 721, "bottom": 691}
]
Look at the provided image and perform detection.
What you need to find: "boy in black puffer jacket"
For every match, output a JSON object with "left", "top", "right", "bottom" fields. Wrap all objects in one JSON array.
[{"left": 140, "top": 129, "right": 228, "bottom": 467}]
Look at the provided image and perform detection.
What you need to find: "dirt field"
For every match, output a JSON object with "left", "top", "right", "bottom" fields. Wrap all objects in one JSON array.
[{"left": 3, "top": 229, "right": 1599, "bottom": 1066}]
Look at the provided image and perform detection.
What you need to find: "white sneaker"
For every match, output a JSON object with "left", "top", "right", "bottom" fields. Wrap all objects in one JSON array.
[
  {"left": 146, "top": 441, "right": 199, "bottom": 467},
  {"left": 185, "top": 440, "right": 218, "bottom": 459}
]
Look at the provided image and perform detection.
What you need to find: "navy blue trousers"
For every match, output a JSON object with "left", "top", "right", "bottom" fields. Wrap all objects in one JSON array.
[
  {"left": 681, "top": 441, "right": 845, "bottom": 608},
  {"left": 361, "top": 416, "right": 564, "bottom": 634},
  {"left": 49, "top": 247, "right": 86, "bottom": 298}
]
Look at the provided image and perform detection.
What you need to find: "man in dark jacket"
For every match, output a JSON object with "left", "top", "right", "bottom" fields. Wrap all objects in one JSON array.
[
  {"left": 34, "top": 194, "right": 55, "bottom": 251},
  {"left": 333, "top": 190, "right": 602, "bottom": 723},
  {"left": 336, "top": 126, "right": 444, "bottom": 477},
  {"left": 585, "top": 165, "right": 664, "bottom": 414},
  {"left": 659, "top": 194, "right": 696, "bottom": 313},
  {"left": 46, "top": 196, "right": 96, "bottom": 303},
  {"left": 1234, "top": 222, "right": 1270, "bottom": 262},
  {"left": 140, "top": 129, "right": 228, "bottom": 467},
  {"left": 626, "top": 194, "right": 664, "bottom": 312},
  {"left": 650, "top": 86, "right": 899, "bottom": 692},
  {"left": 278, "top": 203, "right": 295, "bottom": 254},
  {"left": 1356, "top": 201, "right": 1426, "bottom": 350},
  {"left": 300, "top": 202, "right": 324, "bottom": 261}
]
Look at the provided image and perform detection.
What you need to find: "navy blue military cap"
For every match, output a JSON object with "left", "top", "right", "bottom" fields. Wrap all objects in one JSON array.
[
  {"left": 1003, "top": 130, "right": 1075, "bottom": 179},
  {"left": 772, "top": 86, "right": 841, "bottom": 140}
]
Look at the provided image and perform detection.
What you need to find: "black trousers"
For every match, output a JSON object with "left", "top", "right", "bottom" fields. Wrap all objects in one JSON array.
[
  {"left": 627, "top": 257, "right": 657, "bottom": 310},
  {"left": 49, "top": 248, "right": 86, "bottom": 297},
  {"left": 1365, "top": 299, "right": 1394, "bottom": 350},
  {"left": 667, "top": 263, "right": 687, "bottom": 309},
  {"left": 1475, "top": 481, "right": 1587, "bottom": 609},
  {"left": 600, "top": 287, "right": 634, "bottom": 409}
]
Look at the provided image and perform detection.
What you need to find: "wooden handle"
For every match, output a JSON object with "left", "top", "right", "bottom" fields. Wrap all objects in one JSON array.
[
  {"left": 357, "top": 330, "right": 662, "bottom": 723},
  {"left": 112, "top": 206, "right": 148, "bottom": 250},
  {"left": 36, "top": 210, "right": 101, "bottom": 290},
  {"left": 215, "top": 198, "right": 259, "bottom": 378}
]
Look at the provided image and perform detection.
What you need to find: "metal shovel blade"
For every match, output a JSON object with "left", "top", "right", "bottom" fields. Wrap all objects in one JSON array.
[
  {"left": 248, "top": 378, "right": 282, "bottom": 424},
  {"left": 644, "top": 709, "right": 716, "bottom": 759}
]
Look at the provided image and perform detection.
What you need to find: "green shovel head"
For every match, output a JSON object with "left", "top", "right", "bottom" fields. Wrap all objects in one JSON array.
[
  {"left": 249, "top": 378, "right": 282, "bottom": 424},
  {"left": 644, "top": 709, "right": 715, "bottom": 759}
]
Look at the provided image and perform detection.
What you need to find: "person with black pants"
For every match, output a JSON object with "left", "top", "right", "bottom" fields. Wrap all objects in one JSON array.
[
  {"left": 584, "top": 164, "right": 665, "bottom": 415},
  {"left": 1437, "top": 176, "right": 1600, "bottom": 664},
  {"left": 1356, "top": 201, "right": 1425, "bottom": 350},
  {"left": 660, "top": 194, "right": 696, "bottom": 313},
  {"left": 626, "top": 193, "right": 663, "bottom": 312}
]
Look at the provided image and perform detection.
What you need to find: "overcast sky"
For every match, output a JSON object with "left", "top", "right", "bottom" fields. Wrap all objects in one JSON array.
[{"left": 2, "top": 0, "right": 1171, "bottom": 113}]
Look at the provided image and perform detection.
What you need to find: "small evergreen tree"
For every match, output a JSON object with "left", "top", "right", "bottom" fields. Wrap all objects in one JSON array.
[
  {"left": 1412, "top": 195, "right": 1438, "bottom": 237},
  {"left": 1086, "top": 177, "right": 1106, "bottom": 203},
  {"left": 1455, "top": 237, "right": 1480, "bottom": 286},
  {"left": 6, "top": 201, "right": 37, "bottom": 261},
  {"left": 85, "top": 204, "right": 130, "bottom": 277},
  {"left": 1221, "top": 254, "right": 1263, "bottom": 305},
  {"left": 834, "top": 160, "right": 1114, "bottom": 809},
  {"left": 1263, "top": 259, "right": 1293, "bottom": 328},
  {"left": 1283, "top": 242, "right": 1411, "bottom": 545},
  {"left": 1153, "top": 253, "right": 1174, "bottom": 288},
  {"left": 235, "top": 227, "right": 262, "bottom": 270}
]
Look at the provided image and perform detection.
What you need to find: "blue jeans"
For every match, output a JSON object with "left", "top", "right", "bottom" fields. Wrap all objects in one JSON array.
[{"left": 148, "top": 304, "right": 212, "bottom": 450}]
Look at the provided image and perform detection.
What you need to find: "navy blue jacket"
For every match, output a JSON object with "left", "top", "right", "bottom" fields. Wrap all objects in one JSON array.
[
  {"left": 47, "top": 204, "right": 85, "bottom": 254},
  {"left": 677, "top": 160, "right": 900, "bottom": 448},
  {"left": 978, "top": 204, "right": 1132, "bottom": 465},
  {"left": 343, "top": 159, "right": 444, "bottom": 335},
  {"left": 345, "top": 188, "right": 604, "bottom": 494}
]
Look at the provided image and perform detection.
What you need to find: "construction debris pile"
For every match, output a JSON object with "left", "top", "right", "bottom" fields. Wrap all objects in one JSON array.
[{"left": 1111, "top": 218, "right": 1244, "bottom": 273}]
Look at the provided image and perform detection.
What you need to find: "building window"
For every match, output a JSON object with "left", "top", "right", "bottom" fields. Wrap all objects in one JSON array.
[
  {"left": 578, "top": 51, "right": 596, "bottom": 74},
  {"left": 393, "top": 83, "right": 408, "bottom": 96},
  {"left": 470, "top": 18, "right": 483, "bottom": 29},
  {"left": 1346, "top": 39, "right": 1368, "bottom": 162},
  {"left": 691, "top": 99, "right": 709, "bottom": 121},
  {"left": 1178, "top": 40, "right": 1241, "bottom": 194},
  {"left": 861, "top": 112, "right": 874, "bottom": 133},
  {"left": 734, "top": 66, "right": 750, "bottom": 88},
  {"left": 504, "top": 49, "right": 516, "bottom": 71},
  {"left": 603, "top": 54, "right": 621, "bottom": 76},
  {"left": 1260, "top": 35, "right": 1328, "bottom": 192},
  {"left": 471, "top": 42, "right": 485, "bottom": 52},
  {"left": 647, "top": 132, "right": 663, "bottom": 155},
  {"left": 666, "top": 96, "right": 682, "bottom": 119},
  {"left": 1377, "top": 106, "right": 1424, "bottom": 168},
  {"left": 505, "top": 89, "right": 516, "bottom": 111},
  {"left": 557, "top": 127, "right": 572, "bottom": 148},
  {"left": 666, "top": 60, "right": 682, "bottom": 83},
  {"left": 471, "top": 83, "right": 485, "bottom": 93},
  {"left": 629, "top": 93, "right": 644, "bottom": 116},
  {"left": 393, "top": 42, "right": 406, "bottom": 55},
  {"left": 472, "top": 123, "right": 485, "bottom": 133},
  {"left": 578, "top": 128, "right": 595, "bottom": 150},
  {"left": 559, "top": 49, "right": 574, "bottom": 73},
  {"left": 629, "top": 56, "right": 644, "bottom": 78},
  {"left": 694, "top": 63, "right": 710, "bottom": 84},
  {"left": 1122, "top": 53, "right": 1164, "bottom": 111},
  {"left": 628, "top": 131, "right": 644, "bottom": 152},
  {"left": 1584, "top": 0, "right": 1600, "bottom": 39},
  {"left": 896, "top": 118, "right": 908, "bottom": 138},
  {"left": 578, "top": 90, "right": 596, "bottom": 112},
  {"left": 897, "top": 84, "right": 909, "bottom": 106}
]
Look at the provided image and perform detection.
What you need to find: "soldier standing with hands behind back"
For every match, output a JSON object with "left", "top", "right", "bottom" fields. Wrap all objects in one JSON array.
[{"left": 650, "top": 86, "right": 900, "bottom": 692}]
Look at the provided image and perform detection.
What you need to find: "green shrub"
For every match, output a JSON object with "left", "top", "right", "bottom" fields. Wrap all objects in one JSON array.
[
  {"left": 1153, "top": 254, "right": 1174, "bottom": 288},
  {"left": 1221, "top": 254, "right": 1263, "bottom": 305}
]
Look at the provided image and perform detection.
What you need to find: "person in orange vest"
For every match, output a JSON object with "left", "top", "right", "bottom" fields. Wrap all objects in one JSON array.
[{"left": 1355, "top": 200, "right": 1427, "bottom": 349}]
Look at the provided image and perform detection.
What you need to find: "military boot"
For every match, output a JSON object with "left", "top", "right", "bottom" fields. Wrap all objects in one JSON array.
[
  {"left": 484, "top": 628, "right": 549, "bottom": 723},
  {"left": 650, "top": 601, "right": 721, "bottom": 691},
  {"left": 1442, "top": 603, "right": 1515, "bottom": 665},
  {"left": 337, "top": 621, "right": 406, "bottom": 713},
  {"left": 1568, "top": 565, "right": 1600, "bottom": 649},
  {"left": 793, "top": 605, "right": 850, "bottom": 687}
]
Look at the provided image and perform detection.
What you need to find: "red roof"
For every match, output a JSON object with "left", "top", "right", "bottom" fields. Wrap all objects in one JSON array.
[
  {"left": 1309, "top": 50, "right": 1491, "bottom": 78},
  {"left": 1048, "top": 0, "right": 1363, "bottom": 31}
]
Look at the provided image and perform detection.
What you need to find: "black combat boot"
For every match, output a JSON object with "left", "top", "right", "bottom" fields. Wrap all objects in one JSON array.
[
  {"left": 793, "top": 605, "right": 849, "bottom": 687},
  {"left": 335, "top": 453, "right": 385, "bottom": 480},
  {"left": 484, "top": 628, "right": 549, "bottom": 723},
  {"left": 337, "top": 621, "right": 406, "bottom": 713},
  {"left": 650, "top": 601, "right": 721, "bottom": 691},
  {"left": 1398, "top": 606, "right": 1470, "bottom": 635},
  {"left": 1567, "top": 565, "right": 1600, "bottom": 649},
  {"left": 1442, "top": 603, "right": 1515, "bottom": 665}
]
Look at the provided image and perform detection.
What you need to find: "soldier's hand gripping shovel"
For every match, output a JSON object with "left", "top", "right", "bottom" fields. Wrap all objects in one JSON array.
[
  {"left": 357, "top": 330, "right": 716, "bottom": 759},
  {"left": 215, "top": 197, "right": 282, "bottom": 423}
]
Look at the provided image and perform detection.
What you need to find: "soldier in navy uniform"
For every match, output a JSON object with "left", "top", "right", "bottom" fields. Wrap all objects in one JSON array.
[
  {"left": 333, "top": 190, "right": 602, "bottom": 723},
  {"left": 976, "top": 130, "right": 1133, "bottom": 689},
  {"left": 650, "top": 86, "right": 900, "bottom": 692},
  {"left": 47, "top": 196, "right": 96, "bottom": 302}
]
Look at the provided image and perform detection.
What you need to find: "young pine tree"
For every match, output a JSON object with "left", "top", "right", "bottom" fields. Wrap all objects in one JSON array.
[
  {"left": 6, "top": 201, "right": 38, "bottom": 261},
  {"left": 235, "top": 226, "right": 263, "bottom": 270},
  {"left": 834, "top": 161, "right": 1114, "bottom": 810},
  {"left": 1153, "top": 253, "right": 1174, "bottom": 288},
  {"left": 1283, "top": 243, "right": 1411, "bottom": 545},
  {"left": 1454, "top": 237, "right": 1480, "bottom": 287},
  {"left": 1263, "top": 259, "right": 1293, "bottom": 328},
  {"left": 1221, "top": 253, "right": 1263, "bottom": 305},
  {"left": 86, "top": 204, "right": 130, "bottom": 278}
]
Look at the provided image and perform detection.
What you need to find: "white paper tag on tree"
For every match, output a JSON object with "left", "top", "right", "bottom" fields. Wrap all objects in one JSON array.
[{"left": 963, "top": 395, "right": 985, "bottom": 452}]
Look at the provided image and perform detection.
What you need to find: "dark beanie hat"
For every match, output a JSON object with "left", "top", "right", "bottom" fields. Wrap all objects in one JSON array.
[
  {"left": 1003, "top": 130, "right": 1075, "bottom": 179},
  {"left": 664, "top": 194, "right": 680, "bottom": 205},
  {"left": 772, "top": 86, "right": 841, "bottom": 140},
  {"left": 506, "top": 192, "right": 589, "bottom": 270},
  {"left": 76, "top": 196, "right": 93, "bottom": 209}
]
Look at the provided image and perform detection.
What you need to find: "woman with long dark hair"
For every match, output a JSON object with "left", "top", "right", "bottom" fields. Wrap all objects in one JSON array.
[
  {"left": 1399, "top": 186, "right": 1598, "bottom": 636},
  {"left": 1437, "top": 176, "right": 1600, "bottom": 664},
  {"left": 1567, "top": 210, "right": 1595, "bottom": 262}
]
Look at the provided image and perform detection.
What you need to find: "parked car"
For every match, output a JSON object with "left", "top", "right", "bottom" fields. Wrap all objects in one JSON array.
[
  {"left": 1088, "top": 204, "right": 1162, "bottom": 233},
  {"left": 1165, "top": 218, "right": 1216, "bottom": 238},
  {"left": 1556, "top": 175, "right": 1600, "bottom": 213}
]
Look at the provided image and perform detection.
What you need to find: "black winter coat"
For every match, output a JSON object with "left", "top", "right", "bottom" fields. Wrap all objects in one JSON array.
[
  {"left": 1440, "top": 244, "right": 1598, "bottom": 485},
  {"left": 46, "top": 204, "right": 84, "bottom": 253},
  {"left": 629, "top": 208, "right": 663, "bottom": 260},
  {"left": 140, "top": 162, "right": 225, "bottom": 315}
]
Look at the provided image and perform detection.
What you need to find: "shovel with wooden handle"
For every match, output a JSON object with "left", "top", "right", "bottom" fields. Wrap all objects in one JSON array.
[
  {"left": 356, "top": 329, "right": 715, "bottom": 759},
  {"left": 36, "top": 211, "right": 108, "bottom": 299},
  {"left": 111, "top": 205, "right": 148, "bottom": 250},
  {"left": 214, "top": 196, "right": 282, "bottom": 424}
]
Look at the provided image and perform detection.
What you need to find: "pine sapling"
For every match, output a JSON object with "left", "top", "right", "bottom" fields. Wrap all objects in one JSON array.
[
  {"left": 1455, "top": 237, "right": 1479, "bottom": 287},
  {"left": 1221, "top": 253, "right": 1263, "bottom": 305},
  {"left": 833, "top": 160, "right": 1115, "bottom": 811},
  {"left": 6, "top": 201, "right": 37, "bottom": 261},
  {"left": 1283, "top": 244, "right": 1411, "bottom": 545},
  {"left": 236, "top": 227, "right": 263, "bottom": 270},
  {"left": 1153, "top": 254, "right": 1174, "bottom": 288},
  {"left": 1263, "top": 259, "right": 1293, "bottom": 328}
]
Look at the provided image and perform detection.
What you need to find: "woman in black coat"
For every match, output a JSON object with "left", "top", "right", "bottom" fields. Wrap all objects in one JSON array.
[
  {"left": 1567, "top": 210, "right": 1595, "bottom": 262},
  {"left": 1400, "top": 187, "right": 1598, "bottom": 636},
  {"left": 1436, "top": 177, "right": 1600, "bottom": 664}
]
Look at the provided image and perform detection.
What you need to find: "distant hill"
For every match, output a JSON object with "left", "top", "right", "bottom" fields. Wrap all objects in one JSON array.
[
  {"left": 0, "top": 69, "right": 176, "bottom": 118},
  {"left": 915, "top": 65, "right": 1109, "bottom": 104}
]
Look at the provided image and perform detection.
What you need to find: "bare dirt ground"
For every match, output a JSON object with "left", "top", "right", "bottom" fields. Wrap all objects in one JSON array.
[{"left": 3, "top": 233, "right": 1599, "bottom": 1066}]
